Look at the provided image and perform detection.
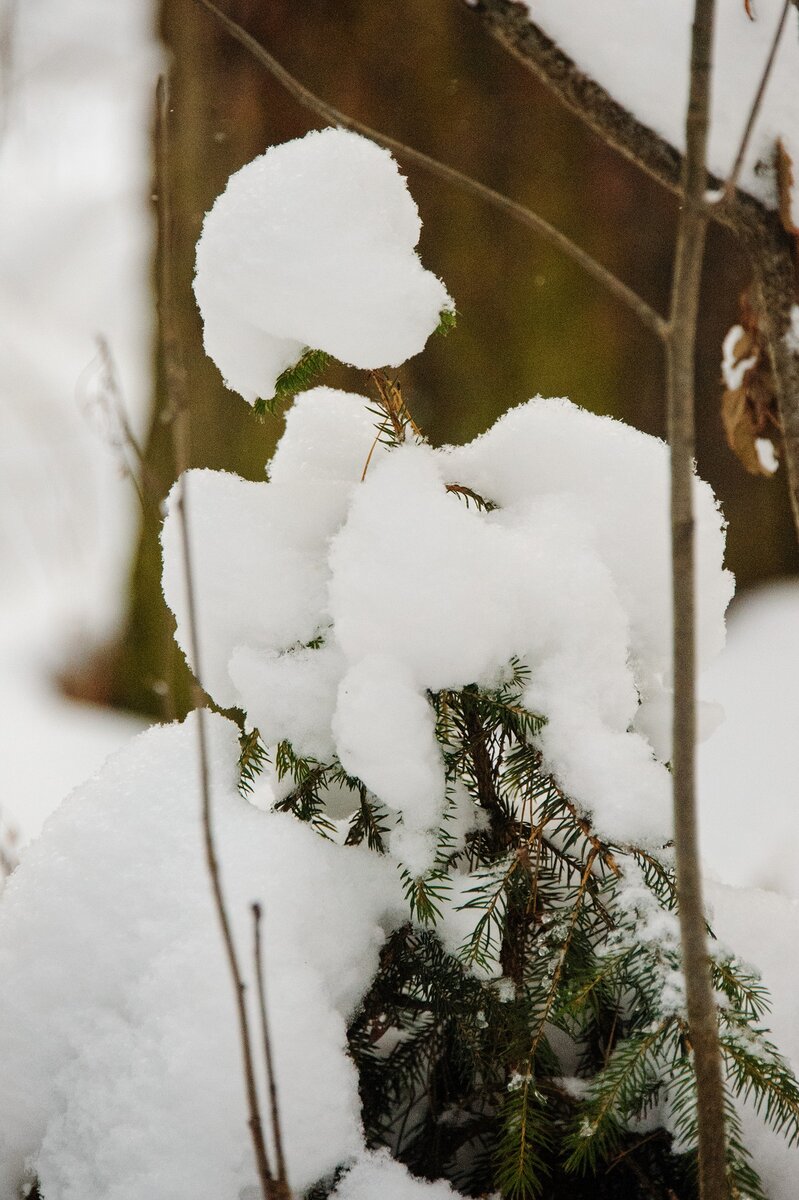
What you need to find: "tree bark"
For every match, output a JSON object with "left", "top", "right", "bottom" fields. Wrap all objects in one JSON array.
[{"left": 463, "top": 0, "right": 799, "bottom": 548}]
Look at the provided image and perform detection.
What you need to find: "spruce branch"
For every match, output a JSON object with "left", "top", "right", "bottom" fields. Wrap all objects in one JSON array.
[{"left": 190, "top": 0, "right": 668, "bottom": 342}]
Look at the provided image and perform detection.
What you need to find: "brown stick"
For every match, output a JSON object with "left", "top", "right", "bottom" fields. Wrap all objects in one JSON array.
[
  {"left": 665, "top": 4, "right": 728, "bottom": 1197},
  {"left": 190, "top": 0, "right": 666, "bottom": 341},
  {"left": 156, "top": 73, "right": 275, "bottom": 1198},
  {"left": 252, "top": 904, "right": 291, "bottom": 1199}
]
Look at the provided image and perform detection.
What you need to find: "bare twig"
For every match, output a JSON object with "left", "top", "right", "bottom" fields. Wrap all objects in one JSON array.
[
  {"left": 252, "top": 904, "right": 291, "bottom": 1200},
  {"left": 76, "top": 337, "right": 152, "bottom": 513},
  {"left": 156, "top": 72, "right": 275, "bottom": 1199},
  {"left": 190, "top": 0, "right": 667, "bottom": 341},
  {"left": 722, "top": 0, "right": 792, "bottom": 202},
  {"left": 665, "top": 3, "right": 728, "bottom": 1197},
  {"left": 464, "top": 0, "right": 799, "bottom": 550}
]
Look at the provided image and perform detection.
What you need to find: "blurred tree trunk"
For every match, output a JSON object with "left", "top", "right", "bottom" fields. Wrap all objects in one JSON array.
[{"left": 110, "top": 0, "right": 284, "bottom": 718}]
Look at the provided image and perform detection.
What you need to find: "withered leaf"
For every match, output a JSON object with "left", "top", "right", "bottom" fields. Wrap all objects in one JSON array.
[
  {"left": 720, "top": 294, "right": 781, "bottom": 477},
  {"left": 744, "top": 0, "right": 756, "bottom": 19}
]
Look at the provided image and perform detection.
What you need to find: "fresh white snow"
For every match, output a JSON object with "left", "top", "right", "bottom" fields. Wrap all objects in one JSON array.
[
  {"left": 163, "top": 386, "right": 733, "bottom": 855},
  {"left": 0, "top": 0, "right": 158, "bottom": 843},
  {"left": 0, "top": 714, "right": 404, "bottom": 1199},
  {"left": 194, "top": 128, "right": 453, "bottom": 404},
  {"left": 523, "top": 0, "right": 799, "bottom": 222}
]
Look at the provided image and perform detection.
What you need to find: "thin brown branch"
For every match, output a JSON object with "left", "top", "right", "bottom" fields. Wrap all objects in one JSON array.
[
  {"left": 190, "top": 0, "right": 667, "bottom": 341},
  {"left": 156, "top": 73, "right": 275, "bottom": 1199},
  {"left": 252, "top": 904, "right": 291, "bottom": 1199},
  {"left": 464, "top": 0, "right": 799, "bottom": 552},
  {"left": 665, "top": 3, "right": 728, "bottom": 1197},
  {"left": 722, "top": 0, "right": 792, "bottom": 202}
]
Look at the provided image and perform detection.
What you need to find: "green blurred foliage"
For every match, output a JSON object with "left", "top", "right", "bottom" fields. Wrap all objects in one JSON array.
[{"left": 112, "top": 0, "right": 797, "bottom": 718}]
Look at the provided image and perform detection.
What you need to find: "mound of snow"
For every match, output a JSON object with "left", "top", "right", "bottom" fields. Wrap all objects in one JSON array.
[
  {"left": 163, "top": 389, "right": 733, "bottom": 856},
  {"left": 194, "top": 129, "right": 452, "bottom": 403},
  {"left": 0, "top": 714, "right": 402, "bottom": 1199}
]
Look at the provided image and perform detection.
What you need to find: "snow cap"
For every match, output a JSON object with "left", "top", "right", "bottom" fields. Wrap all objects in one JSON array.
[{"left": 194, "top": 128, "right": 453, "bottom": 403}]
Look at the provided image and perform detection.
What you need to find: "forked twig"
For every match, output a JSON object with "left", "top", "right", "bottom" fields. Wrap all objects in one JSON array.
[
  {"left": 190, "top": 0, "right": 667, "bottom": 341},
  {"left": 156, "top": 72, "right": 275, "bottom": 1198}
]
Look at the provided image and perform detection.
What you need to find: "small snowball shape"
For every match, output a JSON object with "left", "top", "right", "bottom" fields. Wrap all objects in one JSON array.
[{"left": 194, "top": 128, "right": 453, "bottom": 403}]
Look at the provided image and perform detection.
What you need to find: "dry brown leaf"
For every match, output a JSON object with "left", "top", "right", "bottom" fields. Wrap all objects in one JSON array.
[
  {"left": 744, "top": 0, "right": 756, "bottom": 18},
  {"left": 722, "top": 386, "right": 766, "bottom": 474},
  {"left": 720, "top": 291, "right": 781, "bottom": 476}
]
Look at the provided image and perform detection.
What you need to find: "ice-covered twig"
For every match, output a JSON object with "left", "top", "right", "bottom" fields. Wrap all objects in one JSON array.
[
  {"left": 665, "top": 5, "right": 728, "bottom": 1197},
  {"left": 156, "top": 73, "right": 276, "bottom": 1200},
  {"left": 191, "top": 0, "right": 667, "bottom": 341}
]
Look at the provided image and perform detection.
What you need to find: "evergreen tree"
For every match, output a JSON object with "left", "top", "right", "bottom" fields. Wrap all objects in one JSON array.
[{"left": 240, "top": 370, "right": 799, "bottom": 1200}]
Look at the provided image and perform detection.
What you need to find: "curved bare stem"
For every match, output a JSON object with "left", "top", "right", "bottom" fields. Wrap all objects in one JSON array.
[
  {"left": 665, "top": 3, "right": 728, "bottom": 1196},
  {"left": 252, "top": 904, "right": 291, "bottom": 1198},
  {"left": 191, "top": 0, "right": 667, "bottom": 341}
]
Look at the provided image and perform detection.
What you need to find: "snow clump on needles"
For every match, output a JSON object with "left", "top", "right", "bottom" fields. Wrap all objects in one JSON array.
[
  {"left": 161, "top": 387, "right": 733, "bottom": 860},
  {"left": 194, "top": 127, "right": 453, "bottom": 404},
  {"left": 0, "top": 127, "right": 736, "bottom": 1199}
]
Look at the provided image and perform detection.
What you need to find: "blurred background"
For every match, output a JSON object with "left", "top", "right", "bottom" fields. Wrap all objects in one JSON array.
[{"left": 1, "top": 0, "right": 797, "bottom": 870}]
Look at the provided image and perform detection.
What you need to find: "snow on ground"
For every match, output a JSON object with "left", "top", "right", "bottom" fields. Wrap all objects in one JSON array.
[
  {"left": 0, "top": 0, "right": 158, "bottom": 842},
  {"left": 0, "top": 714, "right": 405, "bottom": 1199},
  {"left": 523, "top": 0, "right": 799, "bottom": 222},
  {"left": 699, "top": 578, "right": 799, "bottom": 900},
  {"left": 708, "top": 882, "right": 799, "bottom": 1199}
]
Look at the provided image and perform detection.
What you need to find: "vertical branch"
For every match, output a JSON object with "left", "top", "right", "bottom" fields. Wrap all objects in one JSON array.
[
  {"left": 156, "top": 73, "right": 275, "bottom": 1199},
  {"left": 665, "top": 4, "right": 728, "bottom": 1199},
  {"left": 252, "top": 904, "right": 291, "bottom": 1199}
]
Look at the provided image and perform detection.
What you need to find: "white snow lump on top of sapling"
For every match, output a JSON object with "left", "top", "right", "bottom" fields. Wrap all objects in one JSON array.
[
  {"left": 162, "top": 388, "right": 733, "bottom": 856},
  {"left": 193, "top": 127, "right": 453, "bottom": 403}
]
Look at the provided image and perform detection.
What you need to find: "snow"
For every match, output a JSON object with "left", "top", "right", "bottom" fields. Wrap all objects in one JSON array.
[
  {"left": 707, "top": 883, "right": 799, "bottom": 1199},
  {"left": 522, "top": 0, "right": 799, "bottom": 223},
  {"left": 164, "top": 389, "right": 732, "bottom": 855},
  {"left": 0, "top": 603, "right": 143, "bottom": 848},
  {"left": 0, "top": 713, "right": 404, "bottom": 1200},
  {"left": 194, "top": 129, "right": 453, "bottom": 404},
  {"left": 333, "top": 654, "right": 447, "bottom": 874},
  {"left": 699, "top": 579, "right": 799, "bottom": 902},
  {"left": 755, "top": 436, "right": 779, "bottom": 474},
  {"left": 0, "top": 0, "right": 158, "bottom": 841},
  {"left": 331, "top": 1150, "right": 468, "bottom": 1200},
  {"left": 0, "top": 0, "right": 158, "bottom": 644},
  {"left": 721, "top": 323, "right": 757, "bottom": 391}
]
